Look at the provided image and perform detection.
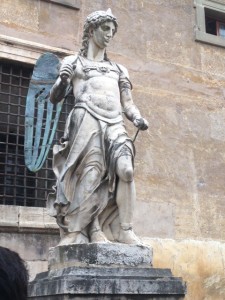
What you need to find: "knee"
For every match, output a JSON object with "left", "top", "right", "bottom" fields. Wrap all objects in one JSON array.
[{"left": 118, "top": 166, "right": 134, "bottom": 182}]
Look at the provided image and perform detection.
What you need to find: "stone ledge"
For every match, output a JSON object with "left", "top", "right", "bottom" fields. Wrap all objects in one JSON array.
[
  {"left": 42, "top": 0, "right": 81, "bottom": 10},
  {"left": 0, "top": 205, "right": 19, "bottom": 227},
  {"left": 47, "top": 266, "right": 173, "bottom": 279},
  {"left": 0, "top": 34, "right": 74, "bottom": 64},
  {"left": 0, "top": 205, "right": 58, "bottom": 234}
]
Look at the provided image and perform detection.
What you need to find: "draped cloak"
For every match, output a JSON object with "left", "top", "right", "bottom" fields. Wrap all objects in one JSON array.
[{"left": 47, "top": 106, "right": 134, "bottom": 241}]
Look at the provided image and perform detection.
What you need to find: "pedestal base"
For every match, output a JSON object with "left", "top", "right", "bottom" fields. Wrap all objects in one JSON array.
[
  {"left": 48, "top": 243, "right": 153, "bottom": 269},
  {"left": 28, "top": 243, "right": 186, "bottom": 300}
]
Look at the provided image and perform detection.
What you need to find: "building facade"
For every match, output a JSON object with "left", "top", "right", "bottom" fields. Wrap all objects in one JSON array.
[{"left": 1, "top": 0, "right": 225, "bottom": 299}]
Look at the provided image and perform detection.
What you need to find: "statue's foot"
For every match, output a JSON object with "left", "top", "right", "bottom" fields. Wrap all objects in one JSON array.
[
  {"left": 90, "top": 229, "right": 110, "bottom": 243},
  {"left": 117, "top": 228, "right": 142, "bottom": 245},
  {"left": 74, "top": 232, "right": 89, "bottom": 244},
  {"left": 58, "top": 232, "right": 88, "bottom": 245},
  {"left": 58, "top": 232, "right": 79, "bottom": 246}
]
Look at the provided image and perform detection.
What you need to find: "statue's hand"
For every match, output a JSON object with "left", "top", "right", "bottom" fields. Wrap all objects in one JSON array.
[
  {"left": 59, "top": 63, "right": 75, "bottom": 84},
  {"left": 133, "top": 117, "right": 149, "bottom": 130}
]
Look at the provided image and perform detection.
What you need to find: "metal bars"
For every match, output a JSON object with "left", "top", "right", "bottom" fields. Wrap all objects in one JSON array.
[{"left": 0, "top": 59, "right": 73, "bottom": 207}]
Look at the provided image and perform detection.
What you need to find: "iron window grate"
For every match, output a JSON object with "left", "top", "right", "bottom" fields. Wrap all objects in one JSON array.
[{"left": 0, "top": 59, "right": 74, "bottom": 207}]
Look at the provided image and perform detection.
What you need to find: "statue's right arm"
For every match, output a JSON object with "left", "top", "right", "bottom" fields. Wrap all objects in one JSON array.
[{"left": 50, "top": 55, "right": 77, "bottom": 104}]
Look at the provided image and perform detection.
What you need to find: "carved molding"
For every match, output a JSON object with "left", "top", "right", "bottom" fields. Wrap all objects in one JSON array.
[
  {"left": 41, "top": 0, "right": 81, "bottom": 10},
  {"left": 0, "top": 34, "right": 74, "bottom": 64},
  {"left": 0, "top": 205, "right": 58, "bottom": 234}
]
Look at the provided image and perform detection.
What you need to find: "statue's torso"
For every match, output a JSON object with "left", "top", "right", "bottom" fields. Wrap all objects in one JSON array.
[{"left": 71, "top": 57, "right": 123, "bottom": 121}]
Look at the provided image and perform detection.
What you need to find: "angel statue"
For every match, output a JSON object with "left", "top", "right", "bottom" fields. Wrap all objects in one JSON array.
[{"left": 25, "top": 9, "right": 148, "bottom": 245}]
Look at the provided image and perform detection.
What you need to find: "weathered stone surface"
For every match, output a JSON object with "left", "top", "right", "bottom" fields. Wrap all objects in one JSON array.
[
  {"left": 26, "top": 261, "right": 48, "bottom": 281},
  {"left": 48, "top": 243, "right": 153, "bottom": 269},
  {"left": 28, "top": 295, "right": 183, "bottom": 300},
  {"left": 29, "top": 243, "right": 185, "bottom": 299},
  {"left": 0, "top": 0, "right": 39, "bottom": 31},
  {"left": 19, "top": 207, "right": 45, "bottom": 229},
  {"left": 28, "top": 296, "right": 184, "bottom": 300},
  {"left": 43, "top": 209, "right": 58, "bottom": 229},
  {"left": 0, "top": 205, "right": 19, "bottom": 227},
  {"left": 0, "top": 206, "right": 58, "bottom": 232},
  {"left": 133, "top": 201, "right": 175, "bottom": 238},
  {"left": 144, "top": 238, "right": 225, "bottom": 300},
  {"left": 0, "top": 0, "right": 80, "bottom": 49},
  {"left": 29, "top": 266, "right": 186, "bottom": 299},
  {"left": 0, "top": 232, "right": 59, "bottom": 261}
]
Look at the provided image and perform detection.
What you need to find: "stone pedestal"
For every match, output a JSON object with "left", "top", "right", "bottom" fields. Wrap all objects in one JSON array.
[{"left": 28, "top": 243, "right": 186, "bottom": 300}]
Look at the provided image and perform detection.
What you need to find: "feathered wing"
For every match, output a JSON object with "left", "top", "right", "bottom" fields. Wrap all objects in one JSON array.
[{"left": 24, "top": 52, "right": 64, "bottom": 172}]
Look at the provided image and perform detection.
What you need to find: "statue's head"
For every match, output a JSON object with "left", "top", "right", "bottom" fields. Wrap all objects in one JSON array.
[
  {"left": 79, "top": 9, "right": 118, "bottom": 59},
  {"left": 84, "top": 9, "right": 118, "bottom": 35}
]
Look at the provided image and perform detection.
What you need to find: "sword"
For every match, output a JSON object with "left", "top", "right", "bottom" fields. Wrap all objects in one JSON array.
[
  {"left": 132, "top": 118, "right": 143, "bottom": 142},
  {"left": 133, "top": 129, "right": 140, "bottom": 143}
]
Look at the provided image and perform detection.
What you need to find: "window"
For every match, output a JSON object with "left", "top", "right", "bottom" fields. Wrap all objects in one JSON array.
[
  {"left": 205, "top": 7, "right": 225, "bottom": 36},
  {"left": 194, "top": 0, "right": 225, "bottom": 47},
  {"left": 0, "top": 60, "right": 74, "bottom": 207}
]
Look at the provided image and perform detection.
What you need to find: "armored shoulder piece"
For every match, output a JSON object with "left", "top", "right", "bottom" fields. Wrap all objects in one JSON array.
[{"left": 115, "top": 63, "right": 133, "bottom": 92}]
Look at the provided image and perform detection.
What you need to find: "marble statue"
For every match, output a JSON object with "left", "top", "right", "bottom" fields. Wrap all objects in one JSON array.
[{"left": 47, "top": 9, "right": 148, "bottom": 245}]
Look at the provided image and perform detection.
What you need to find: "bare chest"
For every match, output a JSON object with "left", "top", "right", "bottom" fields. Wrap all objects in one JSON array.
[{"left": 71, "top": 57, "right": 122, "bottom": 120}]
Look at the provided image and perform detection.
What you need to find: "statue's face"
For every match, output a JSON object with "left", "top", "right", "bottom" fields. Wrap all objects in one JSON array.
[{"left": 91, "top": 21, "right": 116, "bottom": 49}]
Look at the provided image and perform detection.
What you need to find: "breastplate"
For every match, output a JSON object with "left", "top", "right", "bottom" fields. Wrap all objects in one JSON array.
[{"left": 78, "top": 56, "right": 120, "bottom": 79}]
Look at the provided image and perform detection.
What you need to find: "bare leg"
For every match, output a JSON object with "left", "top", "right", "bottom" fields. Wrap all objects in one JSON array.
[{"left": 116, "top": 155, "right": 141, "bottom": 244}]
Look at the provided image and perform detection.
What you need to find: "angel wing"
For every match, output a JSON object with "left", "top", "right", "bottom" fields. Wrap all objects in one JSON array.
[{"left": 24, "top": 52, "right": 64, "bottom": 172}]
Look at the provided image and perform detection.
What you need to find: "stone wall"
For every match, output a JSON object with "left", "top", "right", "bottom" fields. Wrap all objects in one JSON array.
[
  {"left": 144, "top": 238, "right": 225, "bottom": 300},
  {"left": 0, "top": 205, "right": 59, "bottom": 281},
  {"left": 1, "top": 0, "right": 225, "bottom": 299}
]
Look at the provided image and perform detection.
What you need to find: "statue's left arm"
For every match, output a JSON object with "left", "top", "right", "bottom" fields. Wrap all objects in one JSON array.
[{"left": 118, "top": 64, "right": 148, "bottom": 131}]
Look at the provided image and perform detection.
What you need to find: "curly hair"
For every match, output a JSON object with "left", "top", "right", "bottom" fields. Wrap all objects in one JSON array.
[
  {"left": 0, "top": 247, "right": 28, "bottom": 300},
  {"left": 79, "top": 10, "right": 118, "bottom": 60}
]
